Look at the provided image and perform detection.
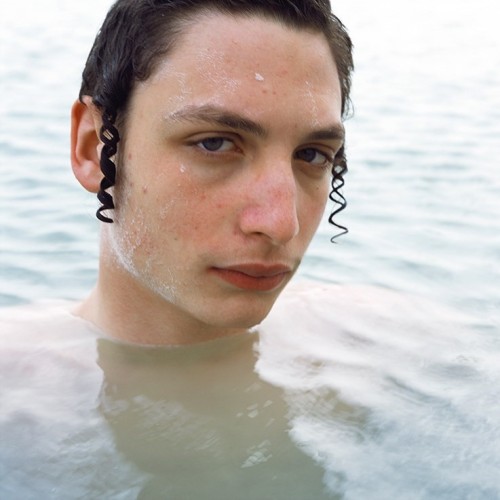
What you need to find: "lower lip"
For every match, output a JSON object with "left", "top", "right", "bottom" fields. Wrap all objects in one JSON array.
[{"left": 211, "top": 268, "right": 289, "bottom": 292}]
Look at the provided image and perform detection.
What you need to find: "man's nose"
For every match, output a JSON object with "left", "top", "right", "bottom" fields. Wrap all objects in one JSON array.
[{"left": 238, "top": 160, "right": 300, "bottom": 245}]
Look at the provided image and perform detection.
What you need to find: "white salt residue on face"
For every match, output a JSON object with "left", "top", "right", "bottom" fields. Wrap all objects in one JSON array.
[
  {"left": 107, "top": 218, "right": 142, "bottom": 282},
  {"left": 167, "top": 70, "right": 193, "bottom": 108},
  {"left": 302, "top": 80, "right": 320, "bottom": 127},
  {"left": 105, "top": 187, "right": 180, "bottom": 305},
  {"left": 159, "top": 198, "right": 177, "bottom": 220},
  {"left": 194, "top": 47, "right": 242, "bottom": 94},
  {"left": 145, "top": 65, "right": 194, "bottom": 109},
  {"left": 144, "top": 260, "right": 180, "bottom": 306},
  {"left": 255, "top": 73, "right": 264, "bottom": 81},
  {"left": 105, "top": 181, "right": 142, "bottom": 275}
]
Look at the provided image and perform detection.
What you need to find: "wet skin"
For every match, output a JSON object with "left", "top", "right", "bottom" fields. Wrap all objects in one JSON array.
[{"left": 72, "top": 12, "right": 344, "bottom": 345}]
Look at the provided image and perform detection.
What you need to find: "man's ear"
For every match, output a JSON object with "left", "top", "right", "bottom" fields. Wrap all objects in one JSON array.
[{"left": 70, "top": 96, "right": 103, "bottom": 193}]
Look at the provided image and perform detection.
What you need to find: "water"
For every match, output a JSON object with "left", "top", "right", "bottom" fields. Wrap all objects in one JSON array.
[
  {"left": 2, "top": 0, "right": 499, "bottom": 320},
  {"left": 1, "top": 0, "right": 500, "bottom": 498}
]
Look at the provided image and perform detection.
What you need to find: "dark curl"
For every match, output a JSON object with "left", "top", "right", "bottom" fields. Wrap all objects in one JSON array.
[
  {"left": 96, "top": 111, "right": 119, "bottom": 223},
  {"left": 330, "top": 147, "right": 348, "bottom": 241},
  {"left": 79, "top": 0, "right": 354, "bottom": 236}
]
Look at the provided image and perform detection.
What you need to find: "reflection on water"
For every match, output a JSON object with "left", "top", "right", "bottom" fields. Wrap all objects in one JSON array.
[
  {"left": 0, "top": 303, "right": 335, "bottom": 498},
  {"left": 1, "top": 289, "right": 499, "bottom": 498},
  {"left": 260, "top": 286, "right": 500, "bottom": 499},
  {"left": 97, "top": 334, "right": 331, "bottom": 499}
]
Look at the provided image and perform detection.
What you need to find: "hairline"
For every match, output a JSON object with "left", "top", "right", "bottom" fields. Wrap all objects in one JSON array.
[{"left": 115, "top": 8, "right": 341, "bottom": 160}]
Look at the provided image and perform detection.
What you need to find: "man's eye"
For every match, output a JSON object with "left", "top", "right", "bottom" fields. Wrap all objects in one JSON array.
[
  {"left": 197, "top": 137, "right": 235, "bottom": 153},
  {"left": 295, "top": 148, "right": 332, "bottom": 167}
]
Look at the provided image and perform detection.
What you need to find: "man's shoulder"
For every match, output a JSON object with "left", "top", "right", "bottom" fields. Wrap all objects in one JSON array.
[
  {"left": 261, "top": 280, "right": 471, "bottom": 353},
  {"left": 271, "top": 280, "right": 466, "bottom": 324},
  {"left": 0, "top": 301, "right": 102, "bottom": 396},
  {"left": 0, "top": 300, "right": 98, "bottom": 347}
]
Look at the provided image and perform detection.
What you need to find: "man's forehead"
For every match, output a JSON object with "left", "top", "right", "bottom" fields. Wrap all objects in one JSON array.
[
  {"left": 151, "top": 12, "right": 338, "bottom": 85},
  {"left": 133, "top": 13, "right": 342, "bottom": 127}
]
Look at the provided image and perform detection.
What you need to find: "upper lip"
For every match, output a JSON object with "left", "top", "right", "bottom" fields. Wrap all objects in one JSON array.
[{"left": 215, "top": 263, "right": 293, "bottom": 277}]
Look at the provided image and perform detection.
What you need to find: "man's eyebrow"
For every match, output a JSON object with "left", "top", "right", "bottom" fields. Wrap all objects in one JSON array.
[
  {"left": 168, "top": 104, "right": 345, "bottom": 144},
  {"left": 305, "top": 125, "right": 345, "bottom": 144},
  {"left": 168, "top": 105, "right": 267, "bottom": 138}
]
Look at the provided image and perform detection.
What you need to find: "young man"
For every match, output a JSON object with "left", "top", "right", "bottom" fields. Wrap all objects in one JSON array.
[
  {"left": 70, "top": 0, "right": 353, "bottom": 346},
  {"left": 1, "top": 1, "right": 355, "bottom": 497}
]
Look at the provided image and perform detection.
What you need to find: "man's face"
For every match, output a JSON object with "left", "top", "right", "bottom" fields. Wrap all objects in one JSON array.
[{"left": 105, "top": 12, "right": 343, "bottom": 335}]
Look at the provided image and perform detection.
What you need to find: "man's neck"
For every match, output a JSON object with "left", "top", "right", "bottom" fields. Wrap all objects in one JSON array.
[{"left": 74, "top": 253, "right": 247, "bottom": 346}]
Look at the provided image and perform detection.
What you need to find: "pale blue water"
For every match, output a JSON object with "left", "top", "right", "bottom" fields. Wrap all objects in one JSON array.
[
  {"left": 1, "top": 0, "right": 499, "bottom": 498},
  {"left": 1, "top": 0, "right": 499, "bottom": 322}
]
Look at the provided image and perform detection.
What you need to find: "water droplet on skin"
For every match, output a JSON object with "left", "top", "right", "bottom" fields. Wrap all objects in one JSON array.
[{"left": 255, "top": 73, "right": 264, "bottom": 82}]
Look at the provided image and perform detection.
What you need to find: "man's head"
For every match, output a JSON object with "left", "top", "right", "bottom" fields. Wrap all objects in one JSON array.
[
  {"left": 70, "top": 0, "right": 353, "bottom": 343},
  {"left": 76, "top": 0, "right": 353, "bottom": 227}
]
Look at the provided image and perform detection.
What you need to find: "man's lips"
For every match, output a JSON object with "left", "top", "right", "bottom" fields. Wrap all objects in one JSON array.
[{"left": 210, "top": 264, "right": 292, "bottom": 292}]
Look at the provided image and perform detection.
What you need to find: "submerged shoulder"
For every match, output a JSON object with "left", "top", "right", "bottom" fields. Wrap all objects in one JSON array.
[
  {"left": 0, "top": 300, "right": 102, "bottom": 397},
  {"left": 257, "top": 281, "right": 476, "bottom": 395},
  {"left": 0, "top": 300, "right": 98, "bottom": 348},
  {"left": 269, "top": 280, "right": 466, "bottom": 325},
  {"left": 260, "top": 280, "right": 471, "bottom": 354}
]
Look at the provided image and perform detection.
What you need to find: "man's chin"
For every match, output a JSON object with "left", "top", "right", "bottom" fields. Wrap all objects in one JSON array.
[{"left": 222, "top": 298, "right": 279, "bottom": 331}]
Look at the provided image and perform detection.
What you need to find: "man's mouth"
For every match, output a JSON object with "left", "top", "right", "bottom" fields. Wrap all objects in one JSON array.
[{"left": 210, "top": 263, "right": 292, "bottom": 292}]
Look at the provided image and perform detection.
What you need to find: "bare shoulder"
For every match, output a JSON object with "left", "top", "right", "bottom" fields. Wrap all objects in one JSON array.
[
  {"left": 260, "top": 280, "right": 471, "bottom": 356},
  {"left": 268, "top": 280, "right": 466, "bottom": 324},
  {"left": 0, "top": 301, "right": 77, "bottom": 341},
  {"left": 0, "top": 301, "right": 101, "bottom": 401},
  {"left": 0, "top": 301, "right": 99, "bottom": 359}
]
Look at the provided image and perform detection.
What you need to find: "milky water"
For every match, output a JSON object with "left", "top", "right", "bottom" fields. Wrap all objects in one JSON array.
[{"left": 1, "top": 0, "right": 500, "bottom": 498}]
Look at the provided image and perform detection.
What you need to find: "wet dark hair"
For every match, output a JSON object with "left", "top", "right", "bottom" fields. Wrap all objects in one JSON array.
[{"left": 79, "top": 0, "right": 354, "bottom": 238}]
